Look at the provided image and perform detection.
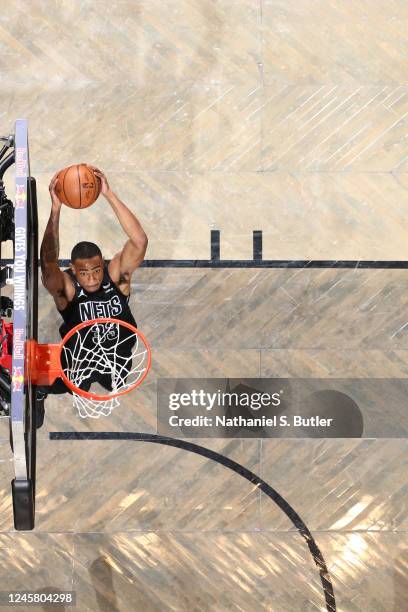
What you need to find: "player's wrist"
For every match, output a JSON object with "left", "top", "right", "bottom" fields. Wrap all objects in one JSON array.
[
  {"left": 103, "top": 188, "right": 115, "bottom": 201},
  {"left": 51, "top": 199, "right": 62, "bottom": 212},
  {"left": 51, "top": 202, "right": 61, "bottom": 213}
]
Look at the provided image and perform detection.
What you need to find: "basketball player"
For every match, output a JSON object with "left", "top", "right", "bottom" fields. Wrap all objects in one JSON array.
[{"left": 36, "top": 166, "right": 148, "bottom": 426}]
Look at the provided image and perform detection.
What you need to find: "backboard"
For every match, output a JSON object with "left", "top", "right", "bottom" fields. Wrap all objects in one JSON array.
[{"left": 0, "top": 120, "right": 38, "bottom": 530}]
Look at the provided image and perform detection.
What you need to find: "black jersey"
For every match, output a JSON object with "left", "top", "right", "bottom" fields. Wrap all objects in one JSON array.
[{"left": 58, "top": 265, "right": 137, "bottom": 338}]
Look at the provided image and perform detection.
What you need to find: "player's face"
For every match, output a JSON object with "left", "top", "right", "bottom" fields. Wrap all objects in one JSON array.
[{"left": 71, "top": 255, "right": 104, "bottom": 292}]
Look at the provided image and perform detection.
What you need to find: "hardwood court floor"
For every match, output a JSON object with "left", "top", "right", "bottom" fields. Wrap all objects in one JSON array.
[
  {"left": 0, "top": 269, "right": 407, "bottom": 610},
  {"left": 1, "top": 0, "right": 408, "bottom": 609}
]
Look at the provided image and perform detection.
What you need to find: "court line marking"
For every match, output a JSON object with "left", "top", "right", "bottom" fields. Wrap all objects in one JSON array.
[{"left": 50, "top": 431, "right": 337, "bottom": 611}]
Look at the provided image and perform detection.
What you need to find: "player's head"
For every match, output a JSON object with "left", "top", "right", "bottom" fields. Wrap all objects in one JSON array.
[{"left": 70, "top": 241, "right": 104, "bottom": 292}]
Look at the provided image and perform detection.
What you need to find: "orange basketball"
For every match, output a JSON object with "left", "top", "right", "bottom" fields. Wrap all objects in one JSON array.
[{"left": 55, "top": 164, "right": 101, "bottom": 209}]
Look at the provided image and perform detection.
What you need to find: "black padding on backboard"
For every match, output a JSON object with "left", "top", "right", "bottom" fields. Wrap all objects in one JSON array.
[
  {"left": 12, "top": 478, "right": 34, "bottom": 530},
  {"left": 27, "top": 176, "right": 38, "bottom": 503},
  {"left": 28, "top": 176, "right": 38, "bottom": 341}
]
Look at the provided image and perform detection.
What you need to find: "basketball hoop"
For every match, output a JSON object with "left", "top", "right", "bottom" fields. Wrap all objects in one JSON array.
[{"left": 28, "top": 318, "right": 151, "bottom": 418}]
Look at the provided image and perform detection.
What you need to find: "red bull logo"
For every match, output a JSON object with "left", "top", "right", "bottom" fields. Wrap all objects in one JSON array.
[
  {"left": 15, "top": 148, "right": 27, "bottom": 178},
  {"left": 15, "top": 184, "right": 26, "bottom": 209},
  {"left": 12, "top": 367, "right": 24, "bottom": 392}
]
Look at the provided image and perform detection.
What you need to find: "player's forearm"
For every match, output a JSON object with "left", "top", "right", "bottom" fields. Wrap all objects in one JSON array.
[
  {"left": 40, "top": 207, "right": 61, "bottom": 274},
  {"left": 104, "top": 189, "right": 147, "bottom": 246}
]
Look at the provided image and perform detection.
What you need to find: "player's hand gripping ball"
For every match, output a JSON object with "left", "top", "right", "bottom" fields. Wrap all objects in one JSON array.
[{"left": 55, "top": 163, "right": 101, "bottom": 209}]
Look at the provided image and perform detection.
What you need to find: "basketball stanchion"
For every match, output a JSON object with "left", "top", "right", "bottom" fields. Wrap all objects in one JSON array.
[{"left": 28, "top": 318, "right": 151, "bottom": 418}]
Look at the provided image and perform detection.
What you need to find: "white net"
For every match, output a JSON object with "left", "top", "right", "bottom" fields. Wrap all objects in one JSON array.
[{"left": 61, "top": 320, "right": 149, "bottom": 418}]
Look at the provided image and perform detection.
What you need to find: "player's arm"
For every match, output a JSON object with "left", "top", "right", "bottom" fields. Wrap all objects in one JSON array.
[
  {"left": 40, "top": 174, "right": 74, "bottom": 310},
  {"left": 90, "top": 167, "right": 148, "bottom": 294}
]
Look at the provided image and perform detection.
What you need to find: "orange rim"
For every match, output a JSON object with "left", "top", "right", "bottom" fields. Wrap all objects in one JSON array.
[{"left": 57, "top": 317, "right": 151, "bottom": 401}]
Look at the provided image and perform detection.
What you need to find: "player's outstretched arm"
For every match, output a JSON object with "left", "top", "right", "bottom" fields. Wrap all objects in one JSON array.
[
  {"left": 40, "top": 174, "right": 74, "bottom": 309},
  {"left": 89, "top": 166, "right": 148, "bottom": 294}
]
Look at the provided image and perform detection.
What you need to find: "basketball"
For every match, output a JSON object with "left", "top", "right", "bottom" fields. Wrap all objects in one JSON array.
[{"left": 55, "top": 164, "right": 101, "bottom": 209}]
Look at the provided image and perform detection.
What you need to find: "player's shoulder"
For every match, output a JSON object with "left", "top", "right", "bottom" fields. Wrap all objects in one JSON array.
[
  {"left": 61, "top": 269, "right": 76, "bottom": 299},
  {"left": 52, "top": 270, "right": 76, "bottom": 312},
  {"left": 107, "top": 255, "right": 120, "bottom": 282},
  {"left": 107, "top": 259, "right": 130, "bottom": 297}
]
